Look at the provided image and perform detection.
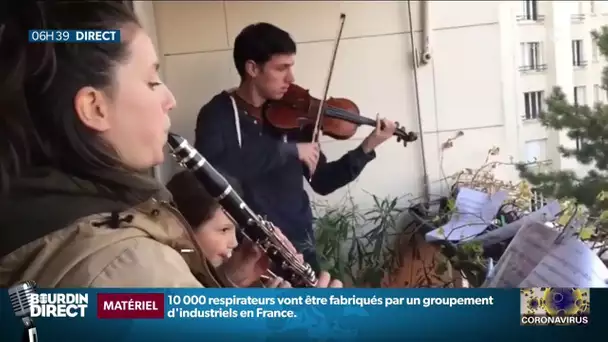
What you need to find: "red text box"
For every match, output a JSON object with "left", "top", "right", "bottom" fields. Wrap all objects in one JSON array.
[{"left": 97, "top": 293, "right": 164, "bottom": 319}]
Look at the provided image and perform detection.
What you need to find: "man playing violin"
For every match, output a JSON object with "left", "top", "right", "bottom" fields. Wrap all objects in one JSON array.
[{"left": 194, "top": 22, "right": 397, "bottom": 273}]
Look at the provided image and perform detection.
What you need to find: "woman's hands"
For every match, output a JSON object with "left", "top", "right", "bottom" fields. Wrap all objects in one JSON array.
[
  {"left": 219, "top": 239, "right": 268, "bottom": 287},
  {"left": 263, "top": 271, "right": 343, "bottom": 288},
  {"left": 218, "top": 239, "right": 343, "bottom": 288}
]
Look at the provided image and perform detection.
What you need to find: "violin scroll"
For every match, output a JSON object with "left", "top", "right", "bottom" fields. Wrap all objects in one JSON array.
[{"left": 392, "top": 121, "right": 418, "bottom": 147}]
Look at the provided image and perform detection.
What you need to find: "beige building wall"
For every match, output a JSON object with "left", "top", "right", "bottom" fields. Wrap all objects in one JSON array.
[{"left": 135, "top": 1, "right": 523, "bottom": 209}]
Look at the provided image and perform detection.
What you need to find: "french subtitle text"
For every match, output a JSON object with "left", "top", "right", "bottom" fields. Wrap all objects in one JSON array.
[{"left": 165, "top": 294, "right": 494, "bottom": 319}]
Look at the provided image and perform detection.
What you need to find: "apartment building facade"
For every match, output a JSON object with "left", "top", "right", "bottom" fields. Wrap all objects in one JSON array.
[
  {"left": 514, "top": 0, "right": 608, "bottom": 175},
  {"left": 132, "top": 1, "right": 608, "bottom": 209}
]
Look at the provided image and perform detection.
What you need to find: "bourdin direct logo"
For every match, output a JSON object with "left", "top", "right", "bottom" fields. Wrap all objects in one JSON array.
[
  {"left": 520, "top": 288, "right": 589, "bottom": 326},
  {"left": 31, "top": 293, "right": 89, "bottom": 318}
]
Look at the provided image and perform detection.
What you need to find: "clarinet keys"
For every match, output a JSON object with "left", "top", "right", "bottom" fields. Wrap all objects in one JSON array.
[{"left": 167, "top": 132, "right": 319, "bottom": 287}]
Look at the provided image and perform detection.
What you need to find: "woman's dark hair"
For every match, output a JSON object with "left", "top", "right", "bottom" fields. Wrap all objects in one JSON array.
[
  {"left": 166, "top": 171, "right": 243, "bottom": 230},
  {"left": 0, "top": 2, "right": 145, "bottom": 195}
]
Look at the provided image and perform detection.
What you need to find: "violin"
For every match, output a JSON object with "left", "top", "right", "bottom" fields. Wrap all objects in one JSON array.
[
  {"left": 246, "top": 13, "right": 418, "bottom": 149},
  {"left": 263, "top": 83, "right": 418, "bottom": 146}
]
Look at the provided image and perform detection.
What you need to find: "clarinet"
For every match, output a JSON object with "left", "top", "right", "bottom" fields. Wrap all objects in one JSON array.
[{"left": 167, "top": 132, "right": 318, "bottom": 288}]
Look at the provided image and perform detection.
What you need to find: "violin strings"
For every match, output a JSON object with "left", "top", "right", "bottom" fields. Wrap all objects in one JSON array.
[{"left": 324, "top": 107, "right": 406, "bottom": 136}]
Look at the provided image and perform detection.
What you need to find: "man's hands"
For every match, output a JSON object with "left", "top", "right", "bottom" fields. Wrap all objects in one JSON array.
[
  {"left": 296, "top": 142, "right": 320, "bottom": 175},
  {"left": 361, "top": 115, "right": 397, "bottom": 154},
  {"left": 297, "top": 115, "right": 397, "bottom": 172},
  {"left": 316, "top": 271, "right": 343, "bottom": 288}
]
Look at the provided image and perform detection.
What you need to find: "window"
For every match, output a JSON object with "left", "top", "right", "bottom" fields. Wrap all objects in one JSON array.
[
  {"left": 574, "top": 86, "right": 586, "bottom": 151},
  {"left": 576, "top": 134, "right": 586, "bottom": 151},
  {"left": 592, "top": 39, "right": 600, "bottom": 62},
  {"left": 572, "top": 3, "right": 586, "bottom": 21},
  {"left": 520, "top": 42, "right": 545, "bottom": 71},
  {"left": 573, "top": 86, "right": 587, "bottom": 106},
  {"left": 525, "top": 139, "right": 547, "bottom": 164},
  {"left": 594, "top": 84, "right": 603, "bottom": 103},
  {"left": 523, "top": 91, "right": 544, "bottom": 120},
  {"left": 572, "top": 40, "right": 585, "bottom": 66},
  {"left": 522, "top": 0, "right": 539, "bottom": 20}
]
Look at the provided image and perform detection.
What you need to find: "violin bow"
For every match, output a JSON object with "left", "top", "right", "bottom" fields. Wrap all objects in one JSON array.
[{"left": 310, "top": 13, "right": 347, "bottom": 146}]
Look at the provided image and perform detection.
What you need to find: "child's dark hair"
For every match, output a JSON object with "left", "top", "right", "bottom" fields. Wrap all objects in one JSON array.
[
  {"left": 0, "top": 2, "right": 142, "bottom": 193},
  {"left": 166, "top": 171, "right": 243, "bottom": 230}
]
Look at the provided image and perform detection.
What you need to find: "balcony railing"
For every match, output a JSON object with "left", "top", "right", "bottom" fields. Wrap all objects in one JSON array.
[
  {"left": 529, "top": 189, "right": 547, "bottom": 212},
  {"left": 522, "top": 113, "right": 541, "bottom": 121},
  {"left": 518, "top": 64, "right": 548, "bottom": 73},
  {"left": 571, "top": 14, "right": 586, "bottom": 23},
  {"left": 516, "top": 14, "right": 545, "bottom": 23}
]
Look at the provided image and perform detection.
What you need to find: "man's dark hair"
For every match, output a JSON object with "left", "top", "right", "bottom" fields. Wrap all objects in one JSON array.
[
  {"left": 233, "top": 22, "right": 296, "bottom": 79},
  {"left": 166, "top": 171, "right": 243, "bottom": 230}
]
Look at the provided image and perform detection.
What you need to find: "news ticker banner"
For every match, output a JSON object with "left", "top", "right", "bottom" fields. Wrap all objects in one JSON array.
[{"left": 0, "top": 288, "right": 604, "bottom": 342}]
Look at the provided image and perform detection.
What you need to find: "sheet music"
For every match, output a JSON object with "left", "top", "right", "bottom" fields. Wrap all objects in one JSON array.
[
  {"left": 425, "top": 188, "right": 507, "bottom": 242},
  {"left": 467, "top": 200, "right": 561, "bottom": 247},
  {"left": 485, "top": 220, "right": 560, "bottom": 287},
  {"left": 520, "top": 238, "right": 608, "bottom": 287}
]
